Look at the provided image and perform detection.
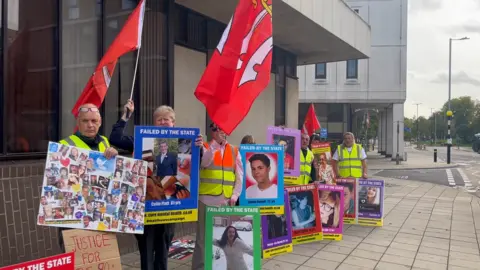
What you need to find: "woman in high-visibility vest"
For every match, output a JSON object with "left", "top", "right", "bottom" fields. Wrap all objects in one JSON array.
[{"left": 331, "top": 132, "right": 368, "bottom": 178}]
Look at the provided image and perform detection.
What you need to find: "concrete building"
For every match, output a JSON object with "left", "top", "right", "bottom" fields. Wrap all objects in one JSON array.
[
  {"left": 298, "top": 0, "right": 407, "bottom": 159},
  {"left": 0, "top": 0, "right": 369, "bottom": 266}
]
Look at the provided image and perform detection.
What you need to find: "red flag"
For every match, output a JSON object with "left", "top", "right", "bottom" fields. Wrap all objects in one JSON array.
[
  {"left": 302, "top": 104, "right": 321, "bottom": 136},
  {"left": 71, "top": 0, "right": 145, "bottom": 117},
  {"left": 194, "top": 0, "right": 273, "bottom": 135}
]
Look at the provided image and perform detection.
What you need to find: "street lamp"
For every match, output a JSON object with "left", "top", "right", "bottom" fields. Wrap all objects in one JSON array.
[
  {"left": 414, "top": 103, "right": 422, "bottom": 144},
  {"left": 447, "top": 36, "right": 469, "bottom": 164}
]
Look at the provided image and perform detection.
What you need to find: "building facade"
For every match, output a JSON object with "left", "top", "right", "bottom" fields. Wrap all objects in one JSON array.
[
  {"left": 298, "top": 0, "right": 407, "bottom": 158},
  {"left": 0, "top": 0, "right": 370, "bottom": 266}
]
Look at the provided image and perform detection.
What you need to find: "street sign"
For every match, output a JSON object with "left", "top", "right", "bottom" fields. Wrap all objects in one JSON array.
[
  {"left": 447, "top": 138, "right": 453, "bottom": 145},
  {"left": 320, "top": 128, "right": 328, "bottom": 138}
]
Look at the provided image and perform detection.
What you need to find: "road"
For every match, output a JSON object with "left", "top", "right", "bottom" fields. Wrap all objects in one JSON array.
[{"left": 372, "top": 145, "right": 480, "bottom": 196}]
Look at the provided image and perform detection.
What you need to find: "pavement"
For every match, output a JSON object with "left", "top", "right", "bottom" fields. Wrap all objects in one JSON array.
[{"left": 121, "top": 177, "right": 480, "bottom": 270}]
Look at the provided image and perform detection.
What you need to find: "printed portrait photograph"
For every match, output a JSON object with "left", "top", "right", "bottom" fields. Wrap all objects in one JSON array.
[
  {"left": 314, "top": 152, "right": 335, "bottom": 185},
  {"left": 289, "top": 191, "right": 316, "bottom": 230},
  {"left": 358, "top": 186, "right": 381, "bottom": 213},
  {"left": 141, "top": 138, "right": 192, "bottom": 200},
  {"left": 211, "top": 215, "right": 254, "bottom": 270},
  {"left": 266, "top": 214, "right": 288, "bottom": 239},
  {"left": 337, "top": 181, "right": 355, "bottom": 216},
  {"left": 88, "top": 151, "right": 115, "bottom": 172},
  {"left": 244, "top": 152, "right": 278, "bottom": 199},
  {"left": 272, "top": 134, "right": 296, "bottom": 171},
  {"left": 318, "top": 190, "right": 342, "bottom": 229}
]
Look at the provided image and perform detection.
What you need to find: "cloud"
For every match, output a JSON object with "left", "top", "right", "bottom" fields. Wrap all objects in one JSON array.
[
  {"left": 431, "top": 71, "right": 480, "bottom": 86},
  {"left": 409, "top": 0, "right": 443, "bottom": 13},
  {"left": 446, "top": 20, "right": 480, "bottom": 35}
]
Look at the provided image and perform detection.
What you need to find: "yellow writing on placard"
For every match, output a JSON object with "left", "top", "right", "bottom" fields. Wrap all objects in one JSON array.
[
  {"left": 260, "top": 206, "right": 284, "bottom": 215},
  {"left": 145, "top": 209, "right": 198, "bottom": 225},
  {"left": 323, "top": 234, "right": 343, "bottom": 241},
  {"left": 343, "top": 217, "right": 356, "bottom": 224},
  {"left": 262, "top": 244, "right": 293, "bottom": 259},
  {"left": 284, "top": 176, "right": 302, "bottom": 186},
  {"left": 292, "top": 233, "right": 323, "bottom": 245},
  {"left": 358, "top": 218, "right": 383, "bottom": 227}
]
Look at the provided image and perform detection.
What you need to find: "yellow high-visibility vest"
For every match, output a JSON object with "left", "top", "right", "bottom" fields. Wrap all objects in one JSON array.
[
  {"left": 337, "top": 144, "right": 363, "bottom": 178},
  {"left": 199, "top": 142, "right": 238, "bottom": 198},
  {"left": 296, "top": 149, "right": 314, "bottom": 185},
  {"left": 59, "top": 134, "right": 110, "bottom": 153}
]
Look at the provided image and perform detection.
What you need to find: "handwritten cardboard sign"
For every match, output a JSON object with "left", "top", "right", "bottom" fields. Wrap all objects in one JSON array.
[{"left": 62, "top": 229, "right": 121, "bottom": 270}]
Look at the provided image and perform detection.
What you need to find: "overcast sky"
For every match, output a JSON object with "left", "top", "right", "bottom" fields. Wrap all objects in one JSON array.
[{"left": 406, "top": 0, "right": 480, "bottom": 118}]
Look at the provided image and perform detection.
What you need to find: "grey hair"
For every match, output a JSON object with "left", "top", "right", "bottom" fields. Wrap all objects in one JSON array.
[
  {"left": 343, "top": 132, "right": 355, "bottom": 141},
  {"left": 153, "top": 105, "right": 175, "bottom": 121}
]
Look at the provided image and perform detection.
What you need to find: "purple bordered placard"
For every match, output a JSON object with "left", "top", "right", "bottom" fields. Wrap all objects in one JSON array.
[
  {"left": 317, "top": 184, "right": 344, "bottom": 235},
  {"left": 358, "top": 180, "right": 384, "bottom": 219},
  {"left": 266, "top": 126, "right": 301, "bottom": 177},
  {"left": 261, "top": 190, "right": 292, "bottom": 249}
]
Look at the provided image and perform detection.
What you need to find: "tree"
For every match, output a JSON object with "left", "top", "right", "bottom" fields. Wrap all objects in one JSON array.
[{"left": 441, "top": 96, "right": 476, "bottom": 143}]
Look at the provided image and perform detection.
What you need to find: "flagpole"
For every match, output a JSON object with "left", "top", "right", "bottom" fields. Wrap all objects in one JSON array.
[{"left": 129, "top": 47, "right": 141, "bottom": 100}]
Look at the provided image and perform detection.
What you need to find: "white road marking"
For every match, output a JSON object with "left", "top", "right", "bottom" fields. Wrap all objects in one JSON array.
[
  {"left": 446, "top": 169, "right": 456, "bottom": 186},
  {"left": 457, "top": 168, "right": 473, "bottom": 187}
]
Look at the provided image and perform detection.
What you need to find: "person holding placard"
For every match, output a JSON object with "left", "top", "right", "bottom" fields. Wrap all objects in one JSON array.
[
  {"left": 331, "top": 132, "right": 368, "bottom": 179},
  {"left": 192, "top": 123, "right": 243, "bottom": 270},
  {"left": 298, "top": 133, "right": 316, "bottom": 184},
  {"left": 109, "top": 100, "right": 203, "bottom": 270}
]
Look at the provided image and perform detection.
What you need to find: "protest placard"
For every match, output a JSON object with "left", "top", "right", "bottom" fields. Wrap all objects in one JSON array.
[
  {"left": 266, "top": 126, "right": 300, "bottom": 182},
  {"left": 285, "top": 184, "right": 323, "bottom": 245},
  {"left": 317, "top": 184, "right": 344, "bottom": 240},
  {"left": 336, "top": 178, "right": 357, "bottom": 224},
  {"left": 38, "top": 142, "right": 147, "bottom": 233},
  {"left": 62, "top": 229, "right": 121, "bottom": 270},
  {"left": 0, "top": 253, "right": 75, "bottom": 270},
  {"left": 205, "top": 206, "right": 261, "bottom": 270},
  {"left": 261, "top": 190, "right": 293, "bottom": 259},
  {"left": 239, "top": 144, "right": 284, "bottom": 215},
  {"left": 358, "top": 179, "right": 384, "bottom": 226},
  {"left": 311, "top": 142, "right": 335, "bottom": 184},
  {"left": 134, "top": 126, "right": 200, "bottom": 225}
]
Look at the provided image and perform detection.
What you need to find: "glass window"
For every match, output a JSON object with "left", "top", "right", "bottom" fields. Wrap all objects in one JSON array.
[
  {"left": 5, "top": 0, "right": 59, "bottom": 153},
  {"left": 327, "top": 104, "right": 344, "bottom": 122},
  {"left": 315, "top": 63, "right": 326, "bottom": 79},
  {"left": 346, "top": 59, "right": 358, "bottom": 79},
  {"left": 61, "top": 0, "right": 100, "bottom": 138}
]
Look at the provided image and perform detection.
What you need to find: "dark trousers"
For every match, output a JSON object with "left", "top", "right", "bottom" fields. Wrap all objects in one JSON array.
[
  {"left": 58, "top": 227, "right": 71, "bottom": 253},
  {"left": 135, "top": 224, "right": 175, "bottom": 270}
]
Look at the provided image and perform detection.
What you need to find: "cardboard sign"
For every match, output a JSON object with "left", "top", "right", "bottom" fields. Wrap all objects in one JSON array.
[
  {"left": 266, "top": 126, "right": 301, "bottom": 177},
  {"left": 317, "top": 184, "right": 344, "bottom": 241},
  {"left": 62, "top": 229, "right": 121, "bottom": 270},
  {"left": 134, "top": 126, "right": 200, "bottom": 225},
  {"left": 358, "top": 179, "right": 384, "bottom": 226},
  {"left": 239, "top": 144, "right": 285, "bottom": 215},
  {"left": 336, "top": 178, "right": 357, "bottom": 224},
  {"left": 0, "top": 253, "right": 75, "bottom": 270}
]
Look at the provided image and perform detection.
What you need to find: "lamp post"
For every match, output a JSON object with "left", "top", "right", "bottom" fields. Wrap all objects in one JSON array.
[
  {"left": 414, "top": 103, "right": 422, "bottom": 144},
  {"left": 431, "top": 108, "right": 437, "bottom": 145},
  {"left": 447, "top": 36, "right": 469, "bottom": 164}
]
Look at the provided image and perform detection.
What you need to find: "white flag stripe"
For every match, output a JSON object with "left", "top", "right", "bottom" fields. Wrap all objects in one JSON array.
[{"left": 137, "top": 0, "right": 146, "bottom": 48}]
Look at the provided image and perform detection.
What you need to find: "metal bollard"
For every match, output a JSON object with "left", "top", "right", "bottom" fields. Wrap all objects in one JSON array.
[{"left": 434, "top": 149, "right": 437, "bottom": 163}]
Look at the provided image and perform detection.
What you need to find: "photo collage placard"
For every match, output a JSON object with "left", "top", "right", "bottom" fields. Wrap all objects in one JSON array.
[{"left": 38, "top": 142, "right": 147, "bottom": 234}]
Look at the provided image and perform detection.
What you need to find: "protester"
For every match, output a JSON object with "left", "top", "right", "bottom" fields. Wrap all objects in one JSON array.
[
  {"left": 331, "top": 132, "right": 368, "bottom": 178},
  {"left": 240, "top": 134, "right": 255, "bottom": 144},
  {"left": 109, "top": 100, "right": 203, "bottom": 270},
  {"left": 192, "top": 123, "right": 243, "bottom": 270},
  {"left": 296, "top": 133, "right": 316, "bottom": 184},
  {"left": 57, "top": 103, "right": 118, "bottom": 252}
]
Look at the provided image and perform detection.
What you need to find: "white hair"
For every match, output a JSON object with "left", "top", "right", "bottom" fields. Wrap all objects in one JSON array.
[{"left": 153, "top": 105, "right": 175, "bottom": 121}]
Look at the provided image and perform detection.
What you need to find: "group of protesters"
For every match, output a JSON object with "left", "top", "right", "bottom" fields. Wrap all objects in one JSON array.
[{"left": 58, "top": 100, "right": 368, "bottom": 270}]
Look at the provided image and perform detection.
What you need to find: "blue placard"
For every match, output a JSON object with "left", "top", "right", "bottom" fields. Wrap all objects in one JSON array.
[
  {"left": 133, "top": 126, "right": 200, "bottom": 224},
  {"left": 320, "top": 128, "right": 328, "bottom": 138},
  {"left": 239, "top": 144, "right": 285, "bottom": 214}
]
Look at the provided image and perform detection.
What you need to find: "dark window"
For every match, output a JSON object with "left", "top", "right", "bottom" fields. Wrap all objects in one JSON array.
[
  {"left": 285, "top": 51, "right": 297, "bottom": 77},
  {"left": 353, "top": 8, "right": 359, "bottom": 13},
  {"left": 346, "top": 59, "right": 358, "bottom": 79},
  {"left": 327, "top": 104, "right": 344, "bottom": 122},
  {"left": 275, "top": 47, "right": 286, "bottom": 126},
  {"left": 4, "top": 0, "right": 59, "bottom": 154},
  {"left": 174, "top": 4, "right": 206, "bottom": 51},
  {"left": 315, "top": 63, "right": 326, "bottom": 79}
]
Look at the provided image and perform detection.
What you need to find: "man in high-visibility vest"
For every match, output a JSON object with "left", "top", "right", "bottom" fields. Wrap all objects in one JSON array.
[
  {"left": 332, "top": 132, "right": 368, "bottom": 178},
  {"left": 298, "top": 133, "right": 316, "bottom": 184},
  {"left": 192, "top": 123, "right": 243, "bottom": 270},
  {"left": 57, "top": 103, "right": 118, "bottom": 252}
]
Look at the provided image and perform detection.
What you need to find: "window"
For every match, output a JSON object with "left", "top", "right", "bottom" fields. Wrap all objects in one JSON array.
[
  {"left": 353, "top": 8, "right": 359, "bottom": 13},
  {"left": 61, "top": 0, "right": 101, "bottom": 138},
  {"left": 275, "top": 48, "right": 286, "bottom": 126},
  {"left": 315, "top": 63, "right": 326, "bottom": 79},
  {"left": 346, "top": 59, "right": 358, "bottom": 79},
  {"left": 3, "top": 0, "right": 59, "bottom": 154}
]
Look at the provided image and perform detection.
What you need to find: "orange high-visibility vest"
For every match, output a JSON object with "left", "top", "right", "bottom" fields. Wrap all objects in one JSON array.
[{"left": 199, "top": 142, "right": 238, "bottom": 198}]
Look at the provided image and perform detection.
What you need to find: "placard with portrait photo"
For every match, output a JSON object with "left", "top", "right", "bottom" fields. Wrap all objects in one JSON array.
[
  {"left": 261, "top": 190, "right": 293, "bottom": 259},
  {"left": 317, "top": 184, "right": 344, "bottom": 240},
  {"left": 285, "top": 184, "right": 323, "bottom": 245},
  {"left": 38, "top": 142, "right": 147, "bottom": 234},
  {"left": 336, "top": 178, "right": 357, "bottom": 224},
  {"left": 239, "top": 144, "right": 284, "bottom": 215},
  {"left": 311, "top": 142, "right": 335, "bottom": 185},
  {"left": 266, "top": 126, "right": 301, "bottom": 179},
  {"left": 205, "top": 206, "right": 261, "bottom": 270},
  {"left": 358, "top": 179, "right": 384, "bottom": 227},
  {"left": 134, "top": 126, "right": 200, "bottom": 225}
]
